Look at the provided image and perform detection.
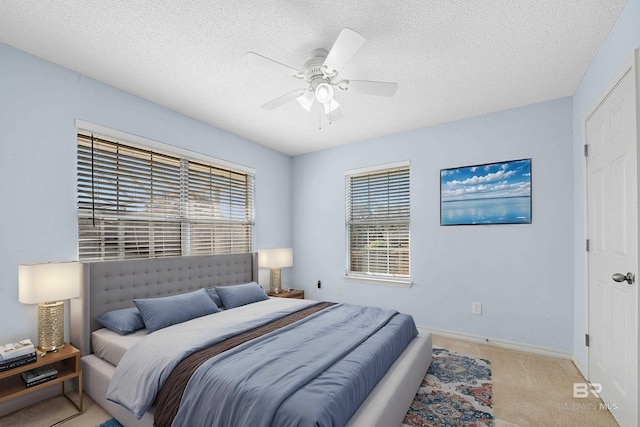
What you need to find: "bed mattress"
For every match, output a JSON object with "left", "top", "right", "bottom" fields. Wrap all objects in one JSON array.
[{"left": 92, "top": 328, "right": 146, "bottom": 366}]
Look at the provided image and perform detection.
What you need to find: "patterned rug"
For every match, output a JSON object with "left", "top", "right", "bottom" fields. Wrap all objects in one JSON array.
[
  {"left": 98, "top": 347, "right": 493, "bottom": 427},
  {"left": 403, "top": 347, "right": 494, "bottom": 427}
]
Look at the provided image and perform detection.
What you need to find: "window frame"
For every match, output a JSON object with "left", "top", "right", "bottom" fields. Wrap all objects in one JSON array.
[
  {"left": 345, "top": 161, "right": 411, "bottom": 286},
  {"left": 76, "top": 122, "right": 255, "bottom": 261}
]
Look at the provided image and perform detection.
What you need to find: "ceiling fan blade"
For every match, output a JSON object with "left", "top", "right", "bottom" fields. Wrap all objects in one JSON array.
[
  {"left": 261, "top": 88, "right": 306, "bottom": 110},
  {"left": 326, "top": 106, "right": 343, "bottom": 123},
  {"left": 343, "top": 80, "right": 398, "bottom": 97},
  {"left": 243, "top": 52, "right": 300, "bottom": 77},
  {"left": 323, "top": 28, "right": 366, "bottom": 75}
]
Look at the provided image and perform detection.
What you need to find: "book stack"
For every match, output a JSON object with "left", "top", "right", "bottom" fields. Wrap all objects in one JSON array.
[
  {"left": 21, "top": 365, "right": 58, "bottom": 388},
  {"left": 0, "top": 339, "right": 37, "bottom": 372}
]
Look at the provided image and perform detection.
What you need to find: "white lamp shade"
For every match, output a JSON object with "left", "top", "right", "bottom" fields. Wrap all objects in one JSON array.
[
  {"left": 258, "top": 248, "right": 293, "bottom": 269},
  {"left": 19, "top": 262, "right": 80, "bottom": 304},
  {"left": 296, "top": 90, "right": 315, "bottom": 112},
  {"left": 315, "top": 83, "right": 334, "bottom": 104}
]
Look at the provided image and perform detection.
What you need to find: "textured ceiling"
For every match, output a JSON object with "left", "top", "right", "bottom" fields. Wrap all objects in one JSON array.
[{"left": 0, "top": 1, "right": 627, "bottom": 156}]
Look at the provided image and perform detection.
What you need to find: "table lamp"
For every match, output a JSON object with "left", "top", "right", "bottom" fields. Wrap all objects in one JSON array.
[
  {"left": 258, "top": 248, "right": 293, "bottom": 294},
  {"left": 19, "top": 261, "right": 80, "bottom": 354}
]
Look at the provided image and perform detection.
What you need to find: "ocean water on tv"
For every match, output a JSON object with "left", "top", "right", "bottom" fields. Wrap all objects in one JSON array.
[{"left": 441, "top": 196, "right": 531, "bottom": 225}]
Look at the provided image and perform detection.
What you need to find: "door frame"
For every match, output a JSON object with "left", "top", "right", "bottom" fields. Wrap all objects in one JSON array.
[{"left": 583, "top": 49, "right": 639, "bottom": 423}]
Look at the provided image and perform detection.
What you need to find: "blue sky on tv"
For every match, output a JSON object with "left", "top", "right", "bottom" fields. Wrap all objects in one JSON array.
[{"left": 441, "top": 159, "right": 531, "bottom": 202}]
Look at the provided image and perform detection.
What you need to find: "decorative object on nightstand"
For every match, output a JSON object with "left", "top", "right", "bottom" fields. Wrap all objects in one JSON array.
[
  {"left": 21, "top": 364, "right": 58, "bottom": 387},
  {"left": 258, "top": 248, "right": 293, "bottom": 294},
  {"left": 0, "top": 339, "right": 37, "bottom": 372},
  {"left": 18, "top": 262, "right": 80, "bottom": 354}
]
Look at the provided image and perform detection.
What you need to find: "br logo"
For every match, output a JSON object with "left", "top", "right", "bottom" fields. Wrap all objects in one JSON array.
[{"left": 573, "top": 382, "right": 602, "bottom": 398}]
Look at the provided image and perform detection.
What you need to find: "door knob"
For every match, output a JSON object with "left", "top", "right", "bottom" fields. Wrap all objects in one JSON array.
[{"left": 612, "top": 272, "right": 634, "bottom": 284}]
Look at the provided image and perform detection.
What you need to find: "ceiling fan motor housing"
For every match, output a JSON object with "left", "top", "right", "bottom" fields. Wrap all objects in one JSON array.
[{"left": 302, "top": 49, "right": 329, "bottom": 82}]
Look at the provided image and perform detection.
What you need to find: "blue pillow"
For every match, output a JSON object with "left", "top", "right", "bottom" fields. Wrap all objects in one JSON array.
[
  {"left": 205, "top": 288, "right": 223, "bottom": 308},
  {"left": 216, "top": 282, "right": 268, "bottom": 309},
  {"left": 134, "top": 288, "right": 219, "bottom": 333},
  {"left": 96, "top": 307, "right": 145, "bottom": 335}
]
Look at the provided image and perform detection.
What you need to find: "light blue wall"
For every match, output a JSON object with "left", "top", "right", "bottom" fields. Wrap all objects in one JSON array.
[
  {"left": 0, "top": 43, "right": 293, "bottom": 345},
  {"left": 572, "top": 0, "right": 640, "bottom": 370},
  {"left": 292, "top": 97, "right": 574, "bottom": 352}
]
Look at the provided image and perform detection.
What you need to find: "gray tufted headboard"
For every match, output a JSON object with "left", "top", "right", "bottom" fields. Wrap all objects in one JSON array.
[{"left": 70, "top": 253, "right": 258, "bottom": 356}]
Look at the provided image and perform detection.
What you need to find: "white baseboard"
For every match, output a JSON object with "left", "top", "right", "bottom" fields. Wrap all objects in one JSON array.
[{"left": 419, "top": 325, "right": 573, "bottom": 360}]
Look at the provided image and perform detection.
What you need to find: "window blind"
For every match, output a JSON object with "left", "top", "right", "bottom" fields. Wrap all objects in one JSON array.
[
  {"left": 186, "top": 161, "right": 254, "bottom": 255},
  {"left": 346, "top": 164, "right": 410, "bottom": 280},
  {"left": 77, "top": 133, "right": 254, "bottom": 260}
]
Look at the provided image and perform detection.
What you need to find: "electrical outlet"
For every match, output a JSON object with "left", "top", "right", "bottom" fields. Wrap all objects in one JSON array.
[
  {"left": 336, "top": 286, "right": 342, "bottom": 295},
  {"left": 472, "top": 302, "right": 482, "bottom": 315}
]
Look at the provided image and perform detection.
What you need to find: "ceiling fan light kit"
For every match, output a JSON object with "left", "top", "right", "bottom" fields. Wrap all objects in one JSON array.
[
  {"left": 244, "top": 28, "right": 398, "bottom": 125},
  {"left": 296, "top": 90, "right": 315, "bottom": 112},
  {"left": 315, "top": 82, "right": 333, "bottom": 104}
]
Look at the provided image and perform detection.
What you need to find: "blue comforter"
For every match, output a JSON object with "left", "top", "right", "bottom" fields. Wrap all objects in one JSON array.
[{"left": 107, "top": 299, "right": 417, "bottom": 427}]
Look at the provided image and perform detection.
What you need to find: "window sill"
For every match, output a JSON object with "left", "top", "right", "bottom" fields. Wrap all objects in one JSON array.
[{"left": 344, "top": 274, "right": 412, "bottom": 288}]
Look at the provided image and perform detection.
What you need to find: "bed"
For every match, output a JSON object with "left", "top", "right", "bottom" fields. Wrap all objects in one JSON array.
[{"left": 70, "top": 253, "right": 432, "bottom": 427}]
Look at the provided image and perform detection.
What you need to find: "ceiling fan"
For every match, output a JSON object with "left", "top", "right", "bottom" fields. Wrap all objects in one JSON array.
[{"left": 243, "top": 28, "right": 398, "bottom": 124}]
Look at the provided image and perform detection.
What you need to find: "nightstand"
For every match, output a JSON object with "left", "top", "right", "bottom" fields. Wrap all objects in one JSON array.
[
  {"left": 267, "top": 289, "right": 304, "bottom": 299},
  {"left": 0, "top": 342, "right": 82, "bottom": 421}
]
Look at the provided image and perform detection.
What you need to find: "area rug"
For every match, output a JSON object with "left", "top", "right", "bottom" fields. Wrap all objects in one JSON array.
[
  {"left": 98, "top": 347, "right": 493, "bottom": 427},
  {"left": 402, "top": 347, "right": 494, "bottom": 427}
]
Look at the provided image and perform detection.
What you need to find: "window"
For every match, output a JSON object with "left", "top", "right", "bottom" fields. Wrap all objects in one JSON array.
[
  {"left": 345, "top": 161, "right": 410, "bottom": 284},
  {"left": 77, "top": 132, "right": 254, "bottom": 260}
]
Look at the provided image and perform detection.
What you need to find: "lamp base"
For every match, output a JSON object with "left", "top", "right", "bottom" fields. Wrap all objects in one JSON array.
[
  {"left": 270, "top": 268, "right": 282, "bottom": 294},
  {"left": 38, "top": 301, "right": 65, "bottom": 353}
]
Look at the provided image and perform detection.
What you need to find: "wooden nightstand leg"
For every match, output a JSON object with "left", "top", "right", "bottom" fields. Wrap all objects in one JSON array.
[{"left": 79, "top": 371, "right": 83, "bottom": 412}]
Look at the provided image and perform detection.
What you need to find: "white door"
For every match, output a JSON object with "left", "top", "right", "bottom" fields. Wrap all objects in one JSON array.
[{"left": 586, "top": 53, "right": 638, "bottom": 427}]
